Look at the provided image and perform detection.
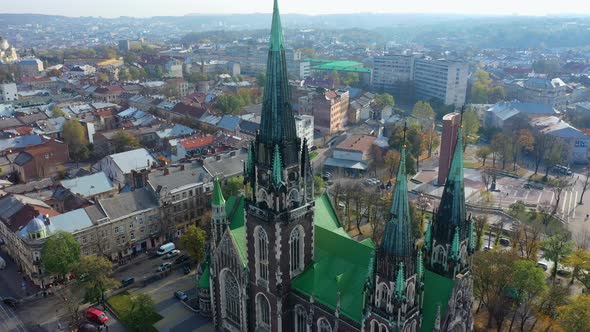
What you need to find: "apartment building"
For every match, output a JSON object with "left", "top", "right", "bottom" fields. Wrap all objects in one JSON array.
[
  {"left": 0, "top": 83, "right": 18, "bottom": 102},
  {"left": 504, "top": 77, "right": 568, "bottom": 110},
  {"left": 372, "top": 54, "right": 468, "bottom": 107},
  {"left": 414, "top": 58, "right": 468, "bottom": 107}
]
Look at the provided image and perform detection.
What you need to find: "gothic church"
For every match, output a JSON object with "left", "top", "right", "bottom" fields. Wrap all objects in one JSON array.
[{"left": 197, "top": 1, "right": 474, "bottom": 331}]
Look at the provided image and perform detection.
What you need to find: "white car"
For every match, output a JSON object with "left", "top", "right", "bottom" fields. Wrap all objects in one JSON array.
[
  {"left": 157, "top": 262, "right": 172, "bottom": 272},
  {"left": 166, "top": 249, "right": 181, "bottom": 259}
]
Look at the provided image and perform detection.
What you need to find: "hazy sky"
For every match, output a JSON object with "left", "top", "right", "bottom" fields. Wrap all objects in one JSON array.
[{"left": 3, "top": 0, "right": 590, "bottom": 17}]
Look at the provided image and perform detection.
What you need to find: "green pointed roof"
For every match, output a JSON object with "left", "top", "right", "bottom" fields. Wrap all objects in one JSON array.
[
  {"left": 382, "top": 147, "right": 413, "bottom": 257},
  {"left": 451, "top": 226, "right": 460, "bottom": 260},
  {"left": 259, "top": 0, "right": 297, "bottom": 147},
  {"left": 272, "top": 144, "right": 284, "bottom": 188},
  {"left": 395, "top": 262, "right": 405, "bottom": 299},
  {"left": 436, "top": 127, "right": 466, "bottom": 228},
  {"left": 212, "top": 177, "right": 225, "bottom": 206},
  {"left": 269, "top": 0, "right": 284, "bottom": 51},
  {"left": 468, "top": 219, "right": 475, "bottom": 251},
  {"left": 417, "top": 251, "right": 424, "bottom": 279}
]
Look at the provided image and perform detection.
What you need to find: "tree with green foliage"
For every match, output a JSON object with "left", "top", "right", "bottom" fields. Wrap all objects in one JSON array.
[
  {"left": 222, "top": 176, "right": 243, "bottom": 197},
  {"left": 509, "top": 260, "right": 547, "bottom": 332},
  {"left": 558, "top": 294, "right": 590, "bottom": 331},
  {"left": 41, "top": 231, "right": 81, "bottom": 282},
  {"left": 563, "top": 247, "right": 590, "bottom": 290},
  {"left": 476, "top": 146, "right": 492, "bottom": 166},
  {"left": 76, "top": 255, "right": 118, "bottom": 304},
  {"left": 412, "top": 101, "right": 435, "bottom": 123},
  {"left": 112, "top": 131, "right": 141, "bottom": 153},
  {"left": 314, "top": 175, "right": 325, "bottom": 196},
  {"left": 179, "top": 225, "right": 207, "bottom": 263},
  {"left": 542, "top": 233, "right": 575, "bottom": 279},
  {"left": 462, "top": 108, "right": 480, "bottom": 150},
  {"left": 473, "top": 215, "right": 488, "bottom": 251},
  {"left": 473, "top": 250, "right": 518, "bottom": 330},
  {"left": 214, "top": 94, "right": 244, "bottom": 115},
  {"left": 52, "top": 107, "right": 67, "bottom": 118},
  {"left": 122, "top": 293, "right": 158, "bottom": 332},
  {"left": 489, "top": 86, "right": 506, "bottom": 104},
  {"left": 491, "top": 132, "right": 512, "bottom": 169},
  {"left": 63, "top": 120, "right": 88, "bottom": 162},
  {"left": 342, "top": 72, "right": 361, "bottom": 87},
  {"left": 374, "top": 93, "right": 395, "bottom": 107}
]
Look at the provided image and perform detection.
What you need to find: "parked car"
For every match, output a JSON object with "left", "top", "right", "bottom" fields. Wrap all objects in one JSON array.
[
  {"left": 499, "top": 238, "right": 511, "bottom": 247},
  {"left": 157, "top": 262, "right": 172, "bottom": 272},
  {"left": 157, "top": 243, "right": 176, "bottom": 256},
  {"left": 85, "top": 307, "right": 108, "bottom": 324},
  {"left": 183, "top": 264, "right": 191, "bottom": 275},
  {"left": 2, "top": 297, "right": 19, "bottom": 307},
  {"left": 121, "top": 277, "right": 135, "bottom": 287},
  {"left": 165, "top": 249, "right": 181, "bottom": 259},
  {"left": 552, "top": 165, "right": 572, "bottom": 176},
  {"left": 0, "top": 256, "right": 6, "bottom": 269},
  {"left": 174, "top": 254, "right": 190, "bottom": 265},
  {"left": 175, "top": 291, "right": 188, "bottom": 301},
  {"left": 536, "top": 261, "right": 549, "bottom": 271},
  {"left": 483, "top": 245, "right": 493, "bottom": 252}
]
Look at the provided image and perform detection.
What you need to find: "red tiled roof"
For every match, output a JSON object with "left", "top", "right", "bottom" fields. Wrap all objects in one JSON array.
[
  {"left": 179, "top": 135, "right": 216, "bottom": 150},
  {"left": 21, "top": 76, "right": 52, "bottom": 83},
  {"left": 14, "top": 126, "right": 33, "bottom": 135}
]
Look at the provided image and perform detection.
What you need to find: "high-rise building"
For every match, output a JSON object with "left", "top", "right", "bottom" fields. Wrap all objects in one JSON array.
[
  {"left": 372, "top": 54, "right": 468, "bottom": 107},
  {"left": 414, "top": 58, "right": 468, "bottom": 107},
  {"left": 198, "top": 2, "right": 474, "bottom": 331},
  {"left": 438, "top": 112, "right": 460, "bottom": 185}
]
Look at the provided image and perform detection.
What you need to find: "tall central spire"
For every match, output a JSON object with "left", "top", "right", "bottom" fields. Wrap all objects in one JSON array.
[
  {"left": 436, "top": 125, "right": 466, "bottom": 228},
  {"left": 382, "top": 126, "right": 414, "bottom": 257},
  {"left": 259, "top": 0, "right": 298, "bottom": 149}
]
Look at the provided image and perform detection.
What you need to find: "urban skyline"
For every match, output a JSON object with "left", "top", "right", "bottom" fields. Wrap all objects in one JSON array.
[{"left": 2, "top": 0, "right": 590, "bottom": 18}]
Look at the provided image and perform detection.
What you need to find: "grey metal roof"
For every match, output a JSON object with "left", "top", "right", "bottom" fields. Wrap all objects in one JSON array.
[
  {"left": 48, "top": 209, "right": 94, "bottom": 233},
  {"left": 60, "top": 172, "right": 115, "bottom": 198},
  {"left": 148, "top": 163, "right": 211, "bottom": 193},
  {"left": 0, "top": 134, "right": 44, "bottom": 152},
  {"left": 202, "top": 149, "right": 247, "bottom": 179},
  {"left": 98, "top": 188, "right": 158, "bottom": 221},
  {"left": 107, "top": 148, "right": 156, "bottom": 174},
  {"left": 84, "top": 205, "right": 108, "bottom": 224}
]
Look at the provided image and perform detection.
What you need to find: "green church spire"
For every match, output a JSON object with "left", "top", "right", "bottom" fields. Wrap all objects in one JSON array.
[
  {"left": 212, "top": 176, "right": 225, "bottom": 206},
  {"left": 272, "top": 144, "right": 284, "bottom": 188},
  {"left": 382, "top": 125, "right": 413, "bottom": 257},
  {"left": 270, "top": 0, "right": 284, "bottom": 51},
  {"left": 259, "top": 0, "right": 298, "bottom": 147},
  {"left": 437, "top": 125, "right": 466, "bottom": 228},
  {"left": 417, "top": 251, "right": 424, "bottom": 279}
]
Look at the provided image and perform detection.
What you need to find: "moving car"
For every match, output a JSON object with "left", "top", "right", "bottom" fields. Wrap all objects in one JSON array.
[
  {"left": 157, "top": 262, "right": 172, "bottom": 272},
  {"left": 85, "top": 307, "right": 108, "bottom": 324},
  {"left": 157, "top": 243, "right": 176, "bottom": 256},
  {"left": 121, "top": 277, "right": 135, "bottom": 287},
  {"left": 175, "top": 291, "right": 188, "bottom": 301}
]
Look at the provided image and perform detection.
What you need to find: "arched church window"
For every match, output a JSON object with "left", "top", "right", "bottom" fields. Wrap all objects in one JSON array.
[
  {"left": 256, "top": 293, "right": 271, "bottom": 331},
  {"left": 317, "top": 318, "right": 332, "bottom": 332},
  {"left": 290, "top": 226, "right": 304, "bottom": 275},
  {"left": 255, "top": 227, "right": 269, "bottom": 283},
  {"left": 223, "top": 271, "right": 241, "bottom": 325},
  {"left": 294, "top": 305, "right": 307, "bottom": 332}
]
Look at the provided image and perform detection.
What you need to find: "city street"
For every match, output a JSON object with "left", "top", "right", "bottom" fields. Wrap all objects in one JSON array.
[{"left": 128, "top": 268, "right": 214, "bottom": 332}]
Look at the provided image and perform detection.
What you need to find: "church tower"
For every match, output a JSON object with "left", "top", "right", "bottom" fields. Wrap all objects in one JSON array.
[
  {"left": 422, "top": 113, "right": 475, "bottom": 332},
  {"left": 243, "top": 1, "right": 315, "bottom": 330},
  {"left": 364, "top": 128, "right": 424, "bottom": 332}
]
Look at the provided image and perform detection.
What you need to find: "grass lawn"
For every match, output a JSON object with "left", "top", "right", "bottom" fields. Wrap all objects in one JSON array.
[
  {"left": 464, "top": 161, "right": 481, "bottom": 169},
  {"left": 107, "top": 292, "right": 162, "bottom": 332},
  {"left": 309, "top": 151, "right": 319, "bottom": 160}
]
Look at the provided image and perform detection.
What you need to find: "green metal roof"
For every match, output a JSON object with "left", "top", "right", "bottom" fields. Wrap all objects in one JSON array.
[
  {"left": 310, "top": 60, "right": 371, "bottom": 73},
  {"left": 212, "top": 177, "right": 225, "bottom": 206},
  {"left": 198, "top": 259, "right": 210, "bottom": 289},
  {"left": 226, "top": 196, "right": 247, "bottom": 266},
  {"left": 420, "top": 270, "right": 455, "bottom": 332},
  {"left": 292, "top": 225, "right": 374, "bottom": 323},
  {"left": 314, "top": 193, "right": 344, "bottom": 232}
]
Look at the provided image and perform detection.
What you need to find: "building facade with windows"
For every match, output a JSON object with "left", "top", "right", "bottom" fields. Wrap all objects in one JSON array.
[
  {"left": 197, "top": 2, "right": 474, "bottom": 331},
  {"left": 414, "top": 58, "right": 468, "bottom": 107}
]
